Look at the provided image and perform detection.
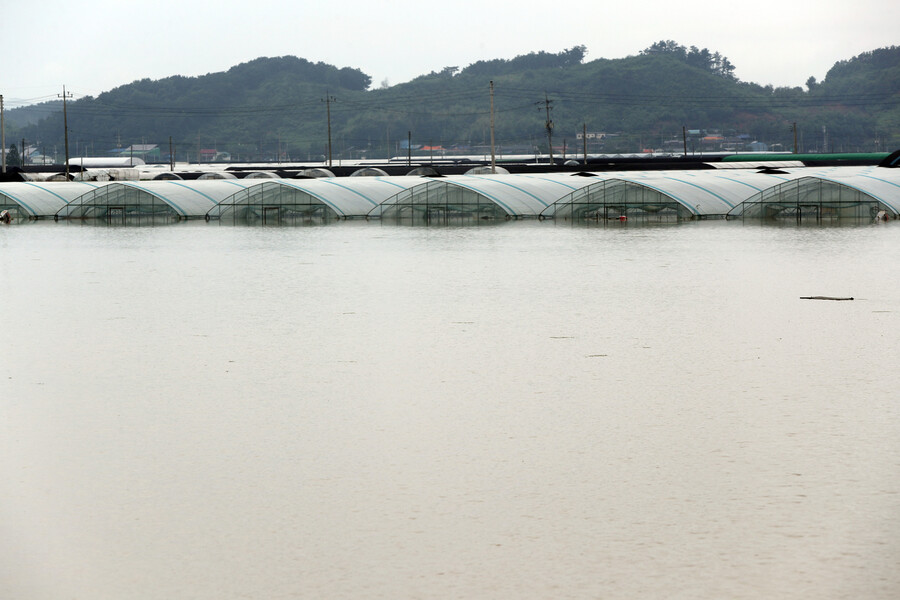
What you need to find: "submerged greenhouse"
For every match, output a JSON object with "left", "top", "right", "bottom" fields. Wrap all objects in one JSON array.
[
  {"left": 547, "top": 178, "right": 694, "bottom": 221},
  {"left": 374, "top": 174, "right": 595, "bottom": 223},
  {"left": 3, "top": 163, "right": 897, "bottom": 227},
  {"left": 0, "top": 182, "right": 106, "bottom": 220},
  {"left": 544, "top": 170, "right": 779, "bottom": 221},
  {"left": 728, "top": 170, "right": 900, "bottom": 221},
  {"left": 58, "top": 180, "right": 260, "bottom": 223},
  {"left": 208, "top": 177, "right": 424, "bottom": 224}
]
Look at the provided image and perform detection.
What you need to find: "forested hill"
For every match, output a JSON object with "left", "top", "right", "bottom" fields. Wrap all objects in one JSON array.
[{"left": 9, "top": 43, "right": 900, "bottom": 161}]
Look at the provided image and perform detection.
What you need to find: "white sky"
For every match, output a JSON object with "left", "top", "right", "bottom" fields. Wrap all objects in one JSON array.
[{"left": 2, "top": 0, "right": 897, "bottom": 107}]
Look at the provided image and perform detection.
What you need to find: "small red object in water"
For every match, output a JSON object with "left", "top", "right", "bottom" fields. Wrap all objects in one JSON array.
[{"left": 618, "top": 215, "right": 627, "bottom": 221}]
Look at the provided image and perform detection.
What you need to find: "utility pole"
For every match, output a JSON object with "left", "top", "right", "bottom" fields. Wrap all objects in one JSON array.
[
  {"left": 683, "top": 126, "right": 688, "bottom": 156},
  {"left": 583, "top": 123, "right": 587, "bottom": 164},
  {"left": 543, "top": 93, "right": 554, "bottom": 165},
  {"left": 1, "top": 94, "right": 5, "bottom": 174},
  {"left": 322, "top": 93, "right": 336, "bottom": 168},
  {"left": 59, "top": 86, "right": 73, "bottom": 179},
  {"left": 489, "top": 81, "right": 496, "bottom": 174},
  {"left": 791, "top": 122, "right": 798, "bottom": 154},
  {"left": 407, "top": 131, "right": 411, "bottom": 167},
  {"left": 169, "top": 136, "right": 174, "bottom": 171}
]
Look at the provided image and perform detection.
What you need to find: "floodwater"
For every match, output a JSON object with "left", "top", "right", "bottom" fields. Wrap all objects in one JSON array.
[{"left": 2, "top": 220, "right": 899, "bottom": 599}]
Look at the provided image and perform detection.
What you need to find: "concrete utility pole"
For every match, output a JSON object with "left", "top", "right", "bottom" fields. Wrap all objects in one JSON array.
[
  {"left": 1, "top": 94, "right": 6, "bottom": 174},
  {"left": 791, "top": 122, "right": 798, "bottom": 154},
  {"left": 582, "top": 123, "right": 588, "bottom": 164},
  {"left": 59, "top": 86, "right": 73, "bottom": 179},
  {"left": 489, "top": 81, "right": 496, "bottom": 174},
  {"left": 543, "top": 94, "right": 554, "bottom": 165},
  {"left": 322, "top": 94, "right": 336, "bottom": 168}
]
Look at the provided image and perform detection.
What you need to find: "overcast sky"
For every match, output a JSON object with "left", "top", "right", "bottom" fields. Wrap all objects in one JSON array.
[{"left": 2, "top": 0, "right": 897, "bottom": 107}]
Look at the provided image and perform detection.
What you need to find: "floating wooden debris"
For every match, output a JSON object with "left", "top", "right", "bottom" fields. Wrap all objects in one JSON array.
[{"left": 800, "top": 296, "right": 854, "bottom": 301}]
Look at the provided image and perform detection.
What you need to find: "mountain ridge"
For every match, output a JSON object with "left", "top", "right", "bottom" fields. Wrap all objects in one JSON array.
[{"left": 7, "top": 43, "right": 899, "bottom": 161}]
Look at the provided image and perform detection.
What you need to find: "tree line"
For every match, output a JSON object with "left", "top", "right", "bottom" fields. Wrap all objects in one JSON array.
[{"left": 6, "top": 43, "right": 899, "bottom": 163}]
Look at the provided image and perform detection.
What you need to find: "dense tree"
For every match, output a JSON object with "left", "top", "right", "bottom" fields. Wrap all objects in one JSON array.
[
  {"left": 5, "top": 144, "right": 20, "bottom": 167},
  {"left": 642, "top": 40, "right": 687, "bottom": 60},
  {"left": 643, "top": 41, "right": 736, "bottom": 80}
]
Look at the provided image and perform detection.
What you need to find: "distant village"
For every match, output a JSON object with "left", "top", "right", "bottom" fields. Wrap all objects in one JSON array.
[{"left": 14, "top": 129, "right": 777, "bottom": 166}]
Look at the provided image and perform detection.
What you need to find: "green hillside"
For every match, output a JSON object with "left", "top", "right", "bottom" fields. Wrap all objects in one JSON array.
[{"left": 8, "top": 43, "right": 899, "bottom": 162}]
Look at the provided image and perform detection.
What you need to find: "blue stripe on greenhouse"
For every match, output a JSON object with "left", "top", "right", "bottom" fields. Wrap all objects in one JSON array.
[
  {"left": 460, "top": 175, "right": 549, "bottom": 207},
  {"left": 372, "top": 177, "right": 412, "bottom": 191},
  {"left": 833, "top": 174, "right": 900, "bottom": 214},
  {"left": 858, "top": 173, "right": 900, "bottom": 193},
  {"left": 279, "top": 181, "right": 345, "bottom": 215},
  {"left": 166, "top": 181, "right": 221, "bottom": 205},
  {"left": 520, "top": 175, "right": 583, "bottom": 191},
  {"left": 22, "top": 181, "right": 98, "bottom": 205},
  {"left": 658, "top": 176, "right": 735, "bottom": 209},
  {"left": 317, "top": 178, "right": 379, "bottom": 206},
  {"left": 762, "top": 174, "right": 793, "bottom": 182},
  {"left": 0, "top": 189, "right": 37, "bottom": 216},
  {"left": 439, "top": 179, "right": 516, "bottom": 215},
  {"left": 126, "top": 183, "right": 187, "bottom": 216},
  {"left": 709, "top": 176, "right": 767, "bottom": 192}
]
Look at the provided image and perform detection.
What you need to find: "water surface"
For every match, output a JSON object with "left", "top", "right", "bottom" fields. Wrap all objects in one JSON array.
[{"left": 2, "top": 220, "right": 898, "bottom": 599}]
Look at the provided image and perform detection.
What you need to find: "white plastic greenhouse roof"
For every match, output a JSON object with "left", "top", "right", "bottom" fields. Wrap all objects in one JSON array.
[
  {"left": 725, "top": 166, "right": 900, "bottom": 215},
  {"left": 0, "top": 181, "right": 105, "bottom": 217},
  {"left": 710, "top": 161, "right": 805, "bottom": 169},
  {"left": 60, "top": 179, "right": 263, "bottom": 218},
  {"left": 261, "top": 176, "right": 425, "bottom": 217},
  {"left": 5, "top": 165, "right": 897, "bottom": 222},
  {"left": 617, "top": 170, "right": 782, "bottom": 215},
  {"left": 374, "top": 173, "right": 599, "bottom": 217},
  {"left": 821, "top": 167, "right": 900, "bottom": 214},
  {"left": 538, "top": 170, "right": 782, "bottom": 217},
  {"left": 581, "top": 167, "right": 900, "bottom": 217}
]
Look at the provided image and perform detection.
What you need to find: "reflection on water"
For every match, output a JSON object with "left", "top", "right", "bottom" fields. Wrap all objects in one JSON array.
[
  {"left": 2, "top": 220, "right": 899, "bottom": 600},
  {"left": 61, "top": 214, "right": 182, "bottom": 227}
]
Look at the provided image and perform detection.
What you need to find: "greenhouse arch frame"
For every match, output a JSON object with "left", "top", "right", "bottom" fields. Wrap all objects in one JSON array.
[{"left": 727, "top": 175, "right": 900, "bottom": 221}]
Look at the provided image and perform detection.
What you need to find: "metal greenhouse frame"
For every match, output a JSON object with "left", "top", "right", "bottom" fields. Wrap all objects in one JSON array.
[
  {"left": 58, "top": 180, "right": 259, "bottom": 224},
  {"left": 0, "top": 182, "right": 105, "bottom": 220},
  {"left": 374, "top": 174, "right": 595, "bottom": 224},
  {"left": 728, "top": 175, "right": 900, "bottom": 222},
  {"left": 208, "top": 177, "right": 424, "bottom": 224}
]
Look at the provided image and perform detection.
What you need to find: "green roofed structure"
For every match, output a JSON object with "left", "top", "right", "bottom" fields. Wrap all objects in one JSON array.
[{"left": 721, "top": 152, "right": 890, "bottom": 164}]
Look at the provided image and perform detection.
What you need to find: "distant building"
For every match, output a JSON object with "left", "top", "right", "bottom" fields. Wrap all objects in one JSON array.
[
  {"left": 576, "top": 132, "right": 608, "bottom": 140},
  {"left": 199, "top": 149, "right": 231, "bottom": 162},
  {"left": 112, "top": 144, "right": 161, "bottom": 163}
]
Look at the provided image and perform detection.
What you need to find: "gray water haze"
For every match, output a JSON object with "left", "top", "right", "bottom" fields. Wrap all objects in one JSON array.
[{"left": 2, "top": 220, "right": 899, "bottom": 599}]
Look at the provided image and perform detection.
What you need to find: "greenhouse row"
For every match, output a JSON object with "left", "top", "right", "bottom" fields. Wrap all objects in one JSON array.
[{"left": 1, "top": 166, "right": 899, "bottom": 225}]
